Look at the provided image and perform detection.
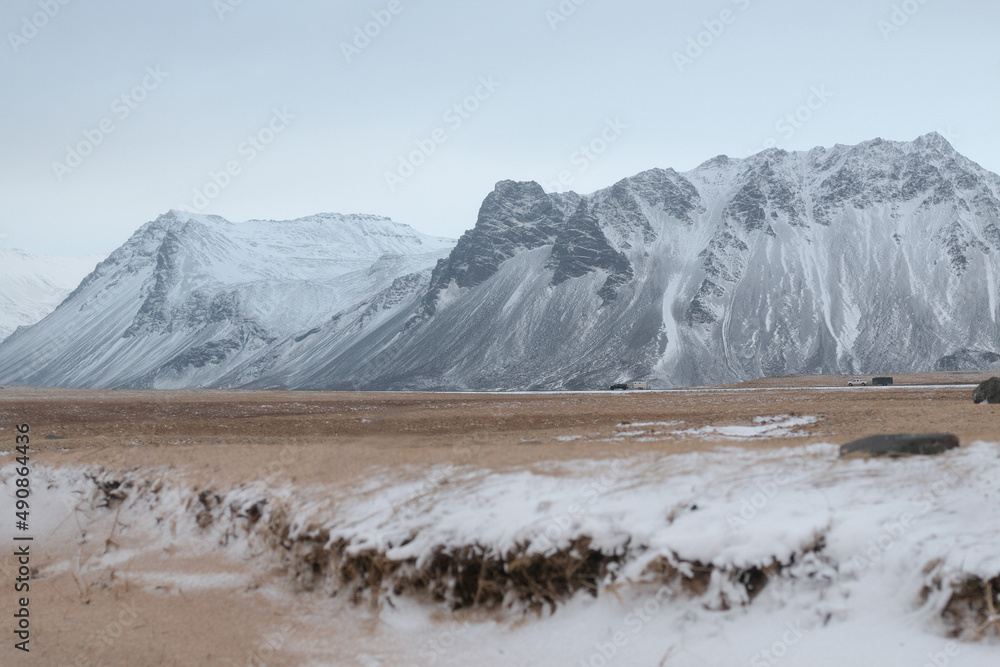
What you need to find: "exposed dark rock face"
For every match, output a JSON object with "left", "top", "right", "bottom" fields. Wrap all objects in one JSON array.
[
  {"left": 627, "top": 168, "right": 703, "bottom": 223},
  {"left": 686, "top": 279, "right": 725, "bottom": 325},
  {"left": 724, "top": 157, "right": 806, "bottom": 230},
  {"left": 123, "top": 230, "right": 185, "bottom": 337},
  {"left": 548, "top": 202, "right": 633, "bottom": 303},
  {"left": 699, "top": 226, "right": 749, "bottom": 283},
  {"left": 418, "top": 180, "right": 644, "bottom": 322},
  {"left": 840, "top": 434, "right": 960, "bottom": 458},
  {"left": 418, "top": 181, "right": 564, "bottom": 319},
  {"left": 165, "top": 321, "right": 272, "bottom": 372},
  {"left": 359, "top": 272, "right": 428, "bottom": 326},
  {"left": 811, "top": 133, "right": 982, "bottom": 226},
  {"left": 115, "top": 222, "right": 275, "bottom": 372},
  {"left": 4, "top": 133, "right": 1000, "bottom": 391},
  {"left": 939, "top": 221, "right": 989, "bottom": 274},
  {"left": 592, "top": 169, "right": 703, "bottom": 243},
  {"left": 973, "top": 377, "right": 1000, "bottom": 404}
]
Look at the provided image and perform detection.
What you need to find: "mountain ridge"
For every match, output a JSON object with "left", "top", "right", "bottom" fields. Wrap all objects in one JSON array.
[
  {"left": 0, "top": 248, "right": 105, "bottom": 344},
  {"left": 3, "top": 132, "right": 999, "bottom": 390}
]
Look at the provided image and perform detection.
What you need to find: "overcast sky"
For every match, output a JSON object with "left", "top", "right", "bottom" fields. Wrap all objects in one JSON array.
[{"left": 2, "top": 0, "right": 998, "bottom": 256}]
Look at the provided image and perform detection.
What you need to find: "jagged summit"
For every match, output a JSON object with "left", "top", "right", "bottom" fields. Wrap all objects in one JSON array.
[
  {"left": 3, "top": 134, "right": 999, "bottom": 390},
  {"left": 693, "top": 155, "right": 735, "bottom": 171}
]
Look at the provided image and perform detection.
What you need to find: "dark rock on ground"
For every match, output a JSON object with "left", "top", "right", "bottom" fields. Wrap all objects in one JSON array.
[
  {"left": 973, "top": 377, "right": 1000, "bottom": 404},
  {"left": 840, "top": 433, "right": 959, "bottom": 458}
]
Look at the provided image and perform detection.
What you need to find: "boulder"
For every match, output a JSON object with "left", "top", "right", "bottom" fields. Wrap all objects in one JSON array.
[
  {"left": 973, "top": 377, "right": 1000, "bottom": 404},
  {"left": 840, "top": 433, "right": 959, "bottom": 458}
]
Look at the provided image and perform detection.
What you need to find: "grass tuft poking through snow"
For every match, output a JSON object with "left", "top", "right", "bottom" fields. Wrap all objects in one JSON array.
[{"left": 3, "top": 441, "right": 1000, "bottom": 665}]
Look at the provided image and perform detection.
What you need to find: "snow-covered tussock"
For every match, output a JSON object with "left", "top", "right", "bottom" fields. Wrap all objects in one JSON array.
[{"left": 3, "top": 442, "right": 1000, "bottom": 637}]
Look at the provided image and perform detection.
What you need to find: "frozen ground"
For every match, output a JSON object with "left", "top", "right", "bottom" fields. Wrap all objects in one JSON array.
[{"left": 4, "top": 438, "right": 999, "bottom": 666}]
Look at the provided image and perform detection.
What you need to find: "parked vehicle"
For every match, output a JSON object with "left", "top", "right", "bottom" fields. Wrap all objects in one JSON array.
[
  {"left": 848, "top": 378, "right": 867, "bottom": 387},
  {"left": 872, "top": 376, "right": 894, "bottom": 386},
  {"left": 609, "top": 383, "right": 629, "bottom": 391}
]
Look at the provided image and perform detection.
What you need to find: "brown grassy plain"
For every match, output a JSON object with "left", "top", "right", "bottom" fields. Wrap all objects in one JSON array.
[{"left": 0, "top": 373, "right": 996, "bottom": 665}]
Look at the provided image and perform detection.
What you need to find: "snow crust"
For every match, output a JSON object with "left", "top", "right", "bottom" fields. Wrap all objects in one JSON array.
[{"left": 3, "top": 440, "right": 999, "bottom": 665}]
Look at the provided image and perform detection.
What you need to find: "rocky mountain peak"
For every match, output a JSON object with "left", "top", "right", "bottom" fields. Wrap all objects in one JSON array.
[
  {"left": 695, "top": 155, "right": 734, "bottom": 170},
  {"left": 479, "top": 181, "right": 557, "bottom": 228},
  {"left": 5, "top": 133, "right": 1000, "bottom": 391},
  {"left": 912, "top": 131, "right": 956, "bottom": 154}
]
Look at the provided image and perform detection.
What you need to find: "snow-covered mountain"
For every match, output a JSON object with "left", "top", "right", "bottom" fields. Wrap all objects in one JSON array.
[
  {"left": 3, "top": 132, "right": 999, "bottom": 389},
  {"left": 0, "top": 211, "right": 454, "bottom": 388},
  {"left": 247, "top": 132, "right": 1000, "bottom": 390},
  {"left": 0, "top": 249, "right": 105, "bottom": 343}
]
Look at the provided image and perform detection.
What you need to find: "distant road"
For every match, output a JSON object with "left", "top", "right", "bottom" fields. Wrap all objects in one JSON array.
[{"left": 472, "top": 384, "right": 977, "bottom": 395}]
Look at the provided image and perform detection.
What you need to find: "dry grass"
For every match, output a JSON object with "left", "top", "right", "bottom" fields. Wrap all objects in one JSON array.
[
  {"left": 2, "top": 378, "right": 997, "bottom": 491},
  {"left": 938, "top": 575, "right": 1000, "bottom": 640},
  {"left": 3, "top": 376, "right": 999, "bottom": 663}
]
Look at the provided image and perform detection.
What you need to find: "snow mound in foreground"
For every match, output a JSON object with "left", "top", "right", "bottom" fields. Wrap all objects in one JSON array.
[{"left": 3, "top": 442, "right": 1000, "bottom": 665}]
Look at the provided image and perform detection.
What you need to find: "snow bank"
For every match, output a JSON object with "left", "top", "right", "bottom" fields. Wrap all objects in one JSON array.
[{"left": 3, "top": 441, "right": 999, "bottom": 665}]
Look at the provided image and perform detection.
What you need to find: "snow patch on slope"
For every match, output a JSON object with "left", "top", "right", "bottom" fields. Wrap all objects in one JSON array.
[{"left": 0, "top": 248, "right": 104, "bottom": 342}]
